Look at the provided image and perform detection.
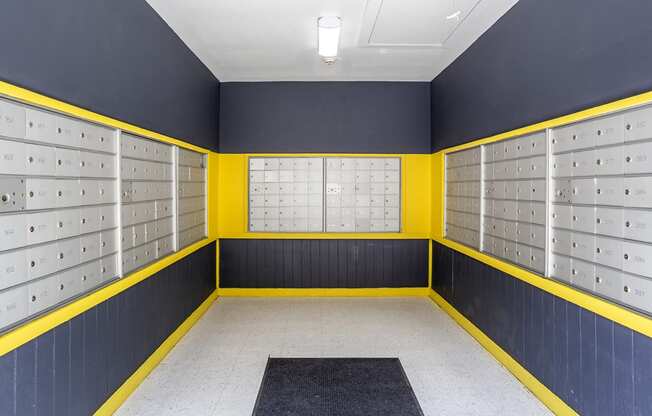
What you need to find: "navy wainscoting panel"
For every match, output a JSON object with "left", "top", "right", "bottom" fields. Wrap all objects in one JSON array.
[
  {"left": 219, "top": 82, "right": 431, "bottom": 154},
  {"left": 0, "top": 242, "right": 216, "bottom": 416},
  {"left": 0, "top": 0, "right": 219, "bottom": 151},
  {"left": 220, "top": 239, "right": 429, "bottom": 288},
  {"left": 431, "top": 240, "right": 652, "bottom": 416},
  {"left": 430, "top": 0, "right": 652, "bottom": 152}
]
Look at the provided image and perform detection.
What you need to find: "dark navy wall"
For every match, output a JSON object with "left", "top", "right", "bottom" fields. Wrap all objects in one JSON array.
[
  {"left": 219, "top": 82, "right": 431, "bottom": 154},
  {"left": 0, "top": 243, "right": 216, "bottom": 416},
  {"left": 220, "top": 239, "right": 429, "bottom": 288},
  {"left": 431, "top": 240, "right": 652, "bottom": 415},
  {"left": 430, "top": 0, "right": 652, "bottom": 152},
  {"left": 0, "top": 0, "right": 219, "bottom": 151}
]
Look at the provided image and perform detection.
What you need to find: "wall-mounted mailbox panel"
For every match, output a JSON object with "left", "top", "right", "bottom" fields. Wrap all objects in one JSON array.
[
  {"left": 177, "top": 148, "right": 206, "bottom": 248},
  {"left": 0, "top": 97, "right": 119, "bottom": 332},
  {"left": 548, "top": 104, "right": 652, "bottom": 315},
  {"left": 121, "top": 133, "right": 176, "bottom": 272}
]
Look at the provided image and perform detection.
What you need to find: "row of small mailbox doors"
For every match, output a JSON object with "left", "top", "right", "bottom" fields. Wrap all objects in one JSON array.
[
  {"left": 0, "top": 139, "right": 116, "bottom": 177},
  {"left": 249, "top": 158, "right": 400, "bottom": 171},
  {"left": 1, "top": 178, "right": 116, "bottom": 213},
  {"left": 250, "top": 207, "right": 400, "bottom": 220},
  {"left": 552, "top": 141, "right": 652, "bottom": 176},
  {"left": 0, "top": 229, "right": 118, "bottom": 291},
  {"left": 251, "top": 182, "right": 401, "bottom": 195},
  {"left": 550, "top": 254, "right": 651, "bottom": 313},
  {"left": 248, "top": 219, "right": 401, "bottom": 233},
  {"left": 551, "top": 229, "right": 652, "bottom": 279},
  {"left": 121, "top": 182, "right": 204, "bottom": 204},
  {"left": 249, "top": 170, "right": 401, "bottom": 183},
  {"left": 0, "top": 253, "right": 119, "bottom": 329}
]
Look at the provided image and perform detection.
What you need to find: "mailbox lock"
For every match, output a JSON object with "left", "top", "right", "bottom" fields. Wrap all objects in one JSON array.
[
  {"left": 595, "top": 276, "right": 602, "bottom": 283},
  {"left": 625, "top": 189, "right": 630, "bottom": 195},
  {"left": 1, "top": 194, "right": 10, "bottom": 203},
  {"left": 596, "top": 247, "right": 601, "bottom": 254},
  {"left": 60, "top": 284, "right": 64, "bottom": 290},
  {"left": 624, "top": 285, "right": 631, "bottom": 293},
  {"left": 625, "top": 221, "right": 631, "bottom": 227},
  {"left": 625, "top": 123, "right": 632, "bottom": 131},
  {"left": 31, "top": 295, "right": 36, "bottom": 302},
  {"left": 596, "top": 159, "right": 602, "bottom": 165},
  {"left": 625, "top": 156, "right": 632, "bottom": 163},
  {"left": 624, "top": 253, "right": 629, "bottom": 260},
  {"left": 596, "top": 218, "right": 601, "bottom": 224}
]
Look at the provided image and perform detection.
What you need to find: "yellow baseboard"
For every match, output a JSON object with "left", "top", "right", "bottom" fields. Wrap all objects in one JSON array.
[
  {"left": 428, "top": 290, "right": 577, "bottom": 416},
  {"left": 217, "top": 287, "right": 430, "bottom": 297},
  {"left": 94, "top": 290, "right": 219, "bottom": 415}
]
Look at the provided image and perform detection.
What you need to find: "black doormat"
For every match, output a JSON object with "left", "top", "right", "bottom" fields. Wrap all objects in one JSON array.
[{"left": 252, "top": 358, "right": 424, "bottom": 416}]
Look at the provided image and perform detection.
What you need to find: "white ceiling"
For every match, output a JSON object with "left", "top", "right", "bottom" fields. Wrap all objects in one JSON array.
[{"left": 146, "top": 0, "right": 518, "bottom": 82}]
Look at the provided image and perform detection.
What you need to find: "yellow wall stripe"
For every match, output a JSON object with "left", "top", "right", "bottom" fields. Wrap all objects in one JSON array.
[
  {"left": 428, "top": 290, "right": 577, "bottom": 416},
  {"left": 217, "top": 287, "right": 430, "bottom": 297},
  {"left": 433, "top": 237, "right": 652, "bottom": 338},
  {"left": 0, "top": 238, "right": 217, "bottom": 356},
  {"left": 94, "top": 291, "right": 219, "bottom": 416},
  {"left": 439, "top": 90, "right": 652, "bottom": 154},
  {"left": 0, "top": 81, "right": 211, "bottom": 154},
  {"left": 217, "top": 153, "right": 432, "bottom": 238}
]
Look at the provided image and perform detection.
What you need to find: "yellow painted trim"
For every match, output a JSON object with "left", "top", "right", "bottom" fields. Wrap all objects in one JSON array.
[
  {"left": 440, "top": 90, "right": 652, "bottom": 154},
  {"left": 0, "top": 81, "right": 211, "bottom": 154},
  {"left": 217, "top": 287, "right": 430, "bottom": 297},
  {"left": 94, "top": 290, "right": 219, "bottom": 416},
  {"left": 428, "top": 290, "right": 577, "bottom": 416},
  {"left": 218, "top": 233, "right": 430, "bottom": 240},
  {"left": 218, "top": 153, "right": 432, "bottom": 238},
  {"left": 434, "top": 237, "right": 652, "bottom": 338},
  {"left": 431, "top": 152, "right": 444, "bottom": 239},
  {"left": 207, "top": 152, "right": 220, "bottom": 239},
  {"left": 0, "top": 238, "right": 217, "bottom": 356}
]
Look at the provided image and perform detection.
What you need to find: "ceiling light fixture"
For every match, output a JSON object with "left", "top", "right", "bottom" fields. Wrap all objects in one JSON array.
[{"left": 318, "top": 16, "right": 341, "bottom": 64}]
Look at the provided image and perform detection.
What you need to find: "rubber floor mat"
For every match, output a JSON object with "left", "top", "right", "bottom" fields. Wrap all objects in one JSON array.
[{"left": 252, "top": 358, "right": 424, "bottom": 416}]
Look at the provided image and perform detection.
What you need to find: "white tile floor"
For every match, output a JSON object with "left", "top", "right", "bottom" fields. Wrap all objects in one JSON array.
[{"left": 115, "top": 297, "right": 552, "bottom": 416}]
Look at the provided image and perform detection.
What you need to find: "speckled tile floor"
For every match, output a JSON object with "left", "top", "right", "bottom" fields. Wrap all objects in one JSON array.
[{"left": 115, "top": 297, "right": 552, "bottom": 416}]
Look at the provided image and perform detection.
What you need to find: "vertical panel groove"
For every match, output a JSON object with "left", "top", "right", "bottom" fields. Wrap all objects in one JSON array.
[{"left": 220, "top": 239, "right": 429, "bottom": 288}]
